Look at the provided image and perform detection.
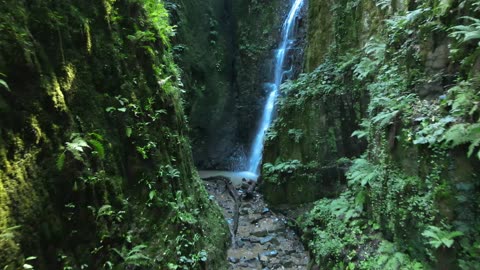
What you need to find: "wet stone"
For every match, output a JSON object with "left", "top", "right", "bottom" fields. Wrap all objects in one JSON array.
[
  {"left": 228, "top": 257, "right": 239, "bottom": 264},
  {"left": 250, "top": 229, "right": 269, "bottom": 237},
  {"left": 260, "top": 235, "right": 275, "bottom": 244},
  {"left": 249, "top": 237, "right": 261, "bottom": 243},
  {"left": 203, "top": 176, "right": 310, "bottom": 269},
  {"left": 260, "top": 250, "right": 278, "bottom": 257}
]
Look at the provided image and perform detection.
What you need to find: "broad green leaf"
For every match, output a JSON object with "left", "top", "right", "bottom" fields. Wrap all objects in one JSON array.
[
  {"left": 126, "top": 127, "right": 133, "bottom": 137},
  {"left": 149, "top": 190, "right": 156, "bottom": 200},
  {"left": 0, "top": 79, "right": 10, "bottom": 92}
]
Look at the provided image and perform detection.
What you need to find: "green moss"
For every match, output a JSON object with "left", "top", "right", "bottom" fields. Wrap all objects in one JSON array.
[
  {"left": 42, "top": 73, "right": 69, "bottom": 112},
  {"left": 275, "top": 0, "right": 480, "bottom": 268},
  {"left": 0, "top": 0, "right": 229, "bottom": 268}
]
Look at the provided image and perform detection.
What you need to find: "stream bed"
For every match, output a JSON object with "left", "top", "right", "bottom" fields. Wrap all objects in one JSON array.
[{"left": 201, "top": 173, "right": 310, "bottom": 269}]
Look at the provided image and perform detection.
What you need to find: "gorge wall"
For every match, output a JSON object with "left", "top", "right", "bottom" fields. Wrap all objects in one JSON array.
[
  {"left": 1, "top": 0, "right": 480, "bottom": 269},
  {"left": 172, "top": 0, "right": 302, "bottom": 170},
  {"left": 0, "top": 1, "right": 228, "bottom": 269},
  {"left": 261, "top": 0, "right": 480, "bottom": 268}
]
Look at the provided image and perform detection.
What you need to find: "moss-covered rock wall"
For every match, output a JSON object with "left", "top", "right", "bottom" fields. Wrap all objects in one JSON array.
[
  {"left": 262, "top": 0, "right": 382, "bottom": 205},
  {"left": 0, "top": 0, "right": 228, "bottom": 269},
  {"left": 262, "top": 0, "right": 480, "bottom": 268},
  {"left": 172, "top": 0, "right": 291, "bottom": 169}
]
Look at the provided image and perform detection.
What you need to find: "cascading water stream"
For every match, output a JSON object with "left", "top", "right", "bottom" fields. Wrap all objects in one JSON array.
[{"left": 247, "top": 0, "right": 304, "bottom": 174}]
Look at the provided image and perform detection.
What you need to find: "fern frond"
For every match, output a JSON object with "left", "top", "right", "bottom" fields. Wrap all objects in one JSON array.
[
  {"left": 0, "top": 79, "right": 10, "bottom": 92},
  {"left": 449, "top": 16, "right": 480, "bottom": 44},
  {"left": 372, "top": 110, "right": 399, "bottom": 127},
  {"left": 88, "top": 139, "right": 105, "bottom": 159},
  {"left": 347, "top": 158, "right": 379, "bottom": 187},
  {"left": 0, "top": 225, "right": 21, "bottom": 239},
  {"left": 375, "top": 0, "right": 390, "bottom": 10},
  {"left": 65, "top": 137, "right": 90, "bottom": 161},
  {"left": 352, "top": 120, "right": 370, "bottom": 139},
  {"left": 444, "top": 123, "right": 480, "bottom": 146},
  {"left": 352, "top": 129, "right": 368, "bottom": 139},
  {"left": 443, "top": 124, "right": 470, "bottom": 147},
  {"left": 88, "top": 132, "right": 104, "bottom": 141},
  {"left": 468, "top": 138, "right": 480, "bottom": 157},
  {"left": 56, "top": 152, "right": 66, "bottom": 171}
]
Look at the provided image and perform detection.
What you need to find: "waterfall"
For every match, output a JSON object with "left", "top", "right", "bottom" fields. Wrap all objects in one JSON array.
[{"left": 247, "top": 0, "right": 304, "bottom": 174}]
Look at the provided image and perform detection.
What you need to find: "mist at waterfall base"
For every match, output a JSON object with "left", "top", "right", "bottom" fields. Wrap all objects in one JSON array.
[{"left": 247, "top": 0, "right": 304, "bottom": 175}]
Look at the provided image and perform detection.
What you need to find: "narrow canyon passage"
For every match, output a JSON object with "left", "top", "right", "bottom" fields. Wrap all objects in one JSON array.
[
  {"left": 1, "top": 0, "right": 480, "bottom": 269},
  {"left": 202, "top": 175, "right": 309, "bottom": 269}
]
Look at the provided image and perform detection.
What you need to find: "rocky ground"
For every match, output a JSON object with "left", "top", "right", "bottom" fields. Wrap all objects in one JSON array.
[{"left": 203, "top": 176, "right": 310, "bottom": 269}]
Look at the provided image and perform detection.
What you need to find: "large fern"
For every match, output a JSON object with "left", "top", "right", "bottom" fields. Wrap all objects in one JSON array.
[
  {"left": 354, "top": 39, "right": 386, "bottom": 80},
  {"left": 56, "top": 133, "right": 107, "bottom": 170},
  {"left": 363, "top": 241, "right": 424, "bottom": 270},
  {"left": 371, "top": 110, "right": 399, "bottom": 127},
  {"left": 443, "top": 123, "right": 480, "bottom": 159},
  {"left": 65, "top": 136, "right": 91, "bottom": 161},
  {"left": 56, "top": 152, "right": 66, "bottom": 170},
  {"left": 450, "top": 16, "right": 480, "bottom": 45},
  {"left": 375, "top": 0, "right": 390, "bottom": 10},
  {"left": 87, "top": 139, "right": 105, "bottom": 159},
  {"left": 113, "top": 245, "right": 151, "bottom": 267},
  {"left": 446, "top": 81, "right": 480, "bottom": 117},
  {"left": 422, "top": 226, "right": 464, "bottom": 249},
  {"left": 347, "top": 158, "right": 380, "bottom": 187},
  {"left": 352, "top": 119, "right": 371, "bottom": 139}
]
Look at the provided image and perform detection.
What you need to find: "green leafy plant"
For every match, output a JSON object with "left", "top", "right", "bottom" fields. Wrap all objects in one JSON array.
[
  {"left": 288, "top": 129, "right": 303, "bottom": 143},
  {"left": 113, "top": 245, "right": 152, "bottom": 267},
  {"left": 142, "top": 0, "right": 175, "bottom": 45},
  {"left": 87, "top": 133, "right": 106, "bottom": 159},
  {"left": 127, "top": 30, "right": 157, "bottom": 43},
  {"left": 57, "top": 133, "right": 107, "bottom": 170},
  {"left": 351, "top": 120, "right": 370, "bottom": 139},
  {"left": 0, "top": 225, "right": 21, "bottom": 242},
  {"left": 262, "top": 159, "right": 302, "bottom": 184},
  {"left": 157, "top": 164, "right": 181, "bottom": 180},
  {"left": 372, "top": 109, "right": 399, "bottom": 127},
  {"left": 354, "top": 39, "right": 386, "bottom": 79},
  {"left": 375, "top": 0, "right": 391, "bottom": 10},
  {"left": 0, "top": 73, "right": 9, "bottom": 92},
  {"left": 22, "top": 256, "right": 37, "bottom": 270},
  {"left": 329, "top": 194, "right": 362, "bottom": 222},
  {"left": 445, "top": 81, "right": 480, "bottom": 118},
  {"left": 347, "top": 158, "right": 380, "bottom": 187},
  {"left": 106, "top": 95, "right": 129, "bottom": 113},
  {"left": 0, "top": 79, "right": 9, "bottom": 92},
  {"left": 57, "top": 135, "right": 90, "bottom": 170},
  {"left": 360, "top": 241, "right": 424, "bottom": 270},
  {"left": 413, "top": 116, "right": 455, "bottom": 145},
  {"left": 422, "top": 226, "right": 464, "bottom": 249},
  {"left": 450, "top": 17, "right": 480, "bottom": 45},
  {"left": 168, "top": 191, "right": 198, "bottom": 225},
  {"left": 265, "top": 128, "right": 278, "bottom": 141},
  {"left": 442, "top": 123, "right": 480, "bottom": 159}
]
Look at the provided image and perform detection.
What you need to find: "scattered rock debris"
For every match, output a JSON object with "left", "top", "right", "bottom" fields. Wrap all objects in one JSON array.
[{"left": 203, "top": 177, "right": 310, "bottom": 269}]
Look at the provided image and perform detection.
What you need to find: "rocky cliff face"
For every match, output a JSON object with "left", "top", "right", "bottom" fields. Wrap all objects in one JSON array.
[
  {"left": 172, "top": 0, "right": 296, "bottom": 170},
  {"left": 0, "top": 1, "right": 228, "bottom": 269},
  {"left": 262, "top": 0, "right": 480, "bottom": 268}
]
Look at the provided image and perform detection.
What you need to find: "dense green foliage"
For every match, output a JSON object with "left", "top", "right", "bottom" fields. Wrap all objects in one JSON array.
[
  {"left": 0, "top": 0, "right": 228, "bottom": 269},
  {"left": 263, "top": 0, "right": 480, "bottom": 269},
  {"left": 2, "top": 0, "right": 480, "bottom": 269}
]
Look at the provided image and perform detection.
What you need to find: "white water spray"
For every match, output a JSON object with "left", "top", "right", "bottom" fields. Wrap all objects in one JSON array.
[{"left": 247, "top": 0, "right": 304, "bottom": 174}]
